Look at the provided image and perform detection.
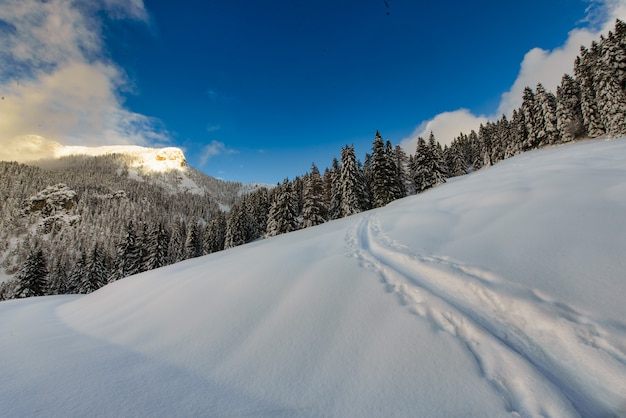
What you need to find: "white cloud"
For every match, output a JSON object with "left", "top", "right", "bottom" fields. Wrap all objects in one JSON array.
[
  {"left": 498, "top": 0, "right": 626, "bottom": 115},
  {"left": 199, "top": 140, "right": 238, "bottom": 166},
  {"left": 400, "top": 109, "right": 488, "bottom": 152},
  {"left": 0, "top": 0, "right": 163, "bottom": 154},
  {"left": 402, "top": 0, "right": 626, "bottom": 153}
]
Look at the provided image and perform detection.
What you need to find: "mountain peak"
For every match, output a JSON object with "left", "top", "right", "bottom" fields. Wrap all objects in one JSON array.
[
  {"left": 1, "top": 135, "right": 187, "bottom": 173},
  {"left": 57, "top": 145, "right": 187, "bottom": 173}
]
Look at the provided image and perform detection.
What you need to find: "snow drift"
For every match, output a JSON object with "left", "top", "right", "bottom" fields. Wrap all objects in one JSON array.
[{"left": 2, "top": 138, "right": 626, "bottom": 417}]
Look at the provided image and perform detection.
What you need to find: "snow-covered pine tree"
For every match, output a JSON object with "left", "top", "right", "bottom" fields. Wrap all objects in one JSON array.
[
  {"left": 393, "top": 144, "right": 410, "bottom": 197},
  {"left": 521, "top": 87, "right": 539, "bottom": 149},
  {"left": 446, "top": 142, "right": 467, "bottom": 177},
  {"left": 575, "top": 47, "right": 605, "bottom": 138},
  {"left": 556, "top": 74, "right": 585, "bottom": 142},
  {"left": 591, "top": 48, "right": 626, "bottom": 137},
  {"left": 169, "top": 220, "right": 187, "bottom": 263},
  {"left": 411, "top": 136, "right": 430, "bottom": 193},
  {"left": 224, "top": 203, "right": 247, "bottom": 248},
  {"left": 385, "top": 141, "right": 403, "bottom": 200},
  {"left": 508, "top": 109, "right": 526, "bottom": 157},
  {"left": 266, "top": 179, "right": 298, "bottom": 237},
  {"left": 534, "top": 83, "right": 559, "bottom": 145},
  {"left": 48, "top": 258, "right": 70, "bottom": 295},
  {"left": 428, "top": 132, "right": 447, "bottom": 186},
  {"left": 204, "top": 212, "right": 226, "bottom": 254},
  {"left": 302, "top": 163, "right": 327, "bottom": 228},
  {"left": 370, "top": 131, "right": 397, "bottom": 207},
  {"left": 15, "top": 248, "right": 48, "bottom": 297},
  {"left": 114, "top": 220, "right": 141, "bottom": 280},
  {"left": 601, "top": 26, "right": 626, "bottom": 92},
  {"left": 185, "top": 220, "right": 203, "bottom": 259},
  {"left": 67, "top": 252, "right": 86, "bottom": 293},
  {"left": 340, "top": 145, "right": 364, "bottom": 216},
  {"left": 328, "top": 158, "right": 342, "bottom": 220},
  {"left": 145, "top": 222, "right": 170, "bottom": 270},
  {"left": 80, "top": 244, "right": 108, "bottom": 294}
]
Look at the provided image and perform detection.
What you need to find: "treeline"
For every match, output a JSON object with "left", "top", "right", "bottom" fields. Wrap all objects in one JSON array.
[
  {"left": 446, "top": 19, "right": 626, "bottom": 171},
  {"left": 3, "top": 20, "right": 626, "bottom": 300}
]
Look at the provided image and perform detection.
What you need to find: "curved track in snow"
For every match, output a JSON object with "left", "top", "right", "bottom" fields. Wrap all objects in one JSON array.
[{"left": 347, "top": 214, "right": 626, "bottom": 418}]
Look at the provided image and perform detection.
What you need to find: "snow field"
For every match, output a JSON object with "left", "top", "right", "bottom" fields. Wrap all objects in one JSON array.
[{"left": 2, "top": 138, "right": 626, "bottom": 417}]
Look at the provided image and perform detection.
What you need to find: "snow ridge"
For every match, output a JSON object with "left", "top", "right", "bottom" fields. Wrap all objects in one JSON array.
[{"left": 347, "top": 214, "right": 626, "bottom": 417}]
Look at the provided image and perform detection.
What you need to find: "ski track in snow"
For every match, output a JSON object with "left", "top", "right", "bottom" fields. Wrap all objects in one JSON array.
[{"left": 346, "top": 214, "right": 626, "bottom": 418}]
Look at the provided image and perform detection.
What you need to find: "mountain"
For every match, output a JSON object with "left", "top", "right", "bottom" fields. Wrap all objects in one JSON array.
[
  {"left": 0, "top": 138, "right": 246, "bottom": 288},
  {"left": 1, "top": 138, "right": 625, "bottom": 417}
]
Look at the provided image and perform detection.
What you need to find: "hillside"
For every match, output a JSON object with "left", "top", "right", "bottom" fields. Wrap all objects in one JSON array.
[
  {"left": 0, "top": 147, "right": 243, "bottom": 292},
  {"left": 1, "top": 138, "right": 625, "bottom": 417}
]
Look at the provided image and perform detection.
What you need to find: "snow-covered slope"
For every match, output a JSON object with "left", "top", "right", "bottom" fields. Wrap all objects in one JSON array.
[{"left": 2, "top": 139, "right": 626, "bottom": 417}]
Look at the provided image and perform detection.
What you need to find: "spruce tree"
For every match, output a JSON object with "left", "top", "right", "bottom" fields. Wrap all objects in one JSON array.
[
  {"left": 411, "top": 136, "right": 430, "bottom": 193},
  {"left": 80, "top": 245, "right": 108, "bottom": 294},
  {"left": 145, "top": 222, "right": 170, "bottom": 270},
  {"left": 302, "top": 163, "right": 327, "bottom": 228},
  {"left": 204, "top": 212, "right": 226, "bottom": 254},
  {"left": 340, "top": 145, "right": 364, "bottom": 216},
  {"left": 592, "top": 53, "right": 626, "bottom": 137},
  {"left": 575, "top": 47, "right": 605, "bottom": 137},
  {"left": 370, "top": 132, "right": 397, "bottom": 207},
  {"left": 556, "top": 74, "right": 585, "bottom": 142},
  {"left": 534, "top": 83, "right": 559, "bottom": 145},
  {"left": 114, "top": 221, "right": 141, "bottom": 280},
  {"left": 225, "top": 203, "right": 247, "bottom": 248},
  {"left": 393, "top": 145, "right": 410, "bottom": 197},
  {"left": 428, "top": 132, "right": 447, "bottom": 186},
  {"left": 328, "top": 158, "right": 342, "bottom": 220},
  {"left": 266, "top": 179, "right": 298, "bottom": 237},
  {"left": 521, "top": 87, "right": 539, "bottom": 149},
  {"left": 15, "top": 249, "right": 48, "bottom": 298}
]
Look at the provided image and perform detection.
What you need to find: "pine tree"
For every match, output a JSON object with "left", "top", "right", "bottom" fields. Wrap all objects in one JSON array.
[
  {"left": 48, "top": 259, "right": 69, "bottom": 295},
  {"left": 80, "top": 245, "right": 108, "bottom": 294},
  {"left": 169, "top": 220, "right": 187, "bottom": 263},
  {"left": 508, "top": 109, "right": 526, "bottom": 156},
  {"left": 601, "top": 26, "right": 626, "bottom": 92},
  {"left": 204, "top": 212, "right": 226, "bottom": 254},
  {"left": 534, "top": 83, "right": 559, "bottom": 145},
  {"left": 185, "top": 220, "right": 203, "bottom": 259},
  {"left": 145, "top": 222, "right": 170, "bottom": 270},
  {"left": 575, "top": 47, "right": 605, "bottom": 137},
  {"left": 340, "top": 145, "right": 364, "bottom": 216},
  {"left": 521, "top": 86, "right": 539, "bottom": 149},
  {"left": 224, "top": 203, "right": 247, "bottom": 248},
  {"left": 114, "top": 220, "right": 141, "bottom": 280},
  {"left": 370, "top": 131, "right": 397, "bottom": 207},
  {"left": 411, "top": 136, "right": 430, "bottom": 193},
  {"left": 468, "top": 130, "right": 482, "bottom": 171},
  {"left": 302, "top": 163, "right": 327, "bottom": 228},
  {"left": 393, "top": 145, "right": 410, "bottom": 197},
  {"left": 328, "top": 158, "right": 342, "bottom": 220},
  {"left": 266, "top": 179, "right": 298, "bottom": 237},
  {"left": 15, "top": 249, "right": 48, "bottom": 297},
  {"left": 556, "top": 74, "right": 585, "bottom": 142},
  {"left": 428, "top": 132, "right": 447, "bottom": 186},
  {"left": 68, "top": 252, "right": 87, "bottom": 293},
  {"left": 592, "top": 53, "right": 626, "bottom": 137}
]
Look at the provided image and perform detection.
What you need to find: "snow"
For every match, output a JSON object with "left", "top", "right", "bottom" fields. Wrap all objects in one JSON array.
[
  {"left": 2, "top": 138, "right": 626, "bottom": 417},
  {"left": 56, "top": 145, "right": 187, "bottom": 173}
]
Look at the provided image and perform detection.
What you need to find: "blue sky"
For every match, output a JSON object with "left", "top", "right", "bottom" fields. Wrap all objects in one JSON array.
[{"left": 1, "top": 0, "right": 625, "bottom": 184}]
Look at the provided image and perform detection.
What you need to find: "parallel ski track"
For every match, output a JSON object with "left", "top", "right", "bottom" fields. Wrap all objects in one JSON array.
[{"left": 347, "top": 214, "right": 626, "bottom": 418}]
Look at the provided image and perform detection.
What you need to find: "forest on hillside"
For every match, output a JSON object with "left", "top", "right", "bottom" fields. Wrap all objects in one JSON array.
[{"left": 2, "top": 20, "right": 625, "bottom": 301}]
